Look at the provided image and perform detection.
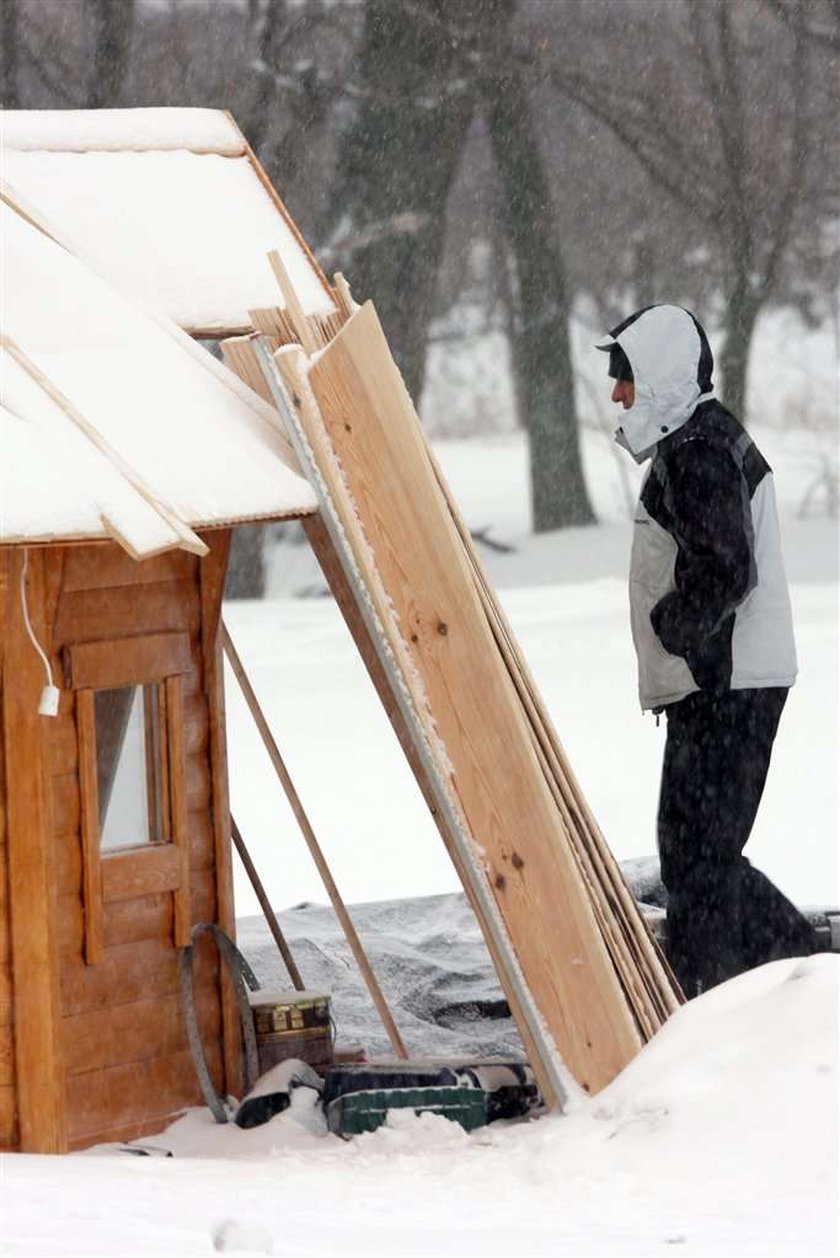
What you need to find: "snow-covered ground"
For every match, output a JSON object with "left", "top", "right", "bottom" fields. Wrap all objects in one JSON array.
[
  {"left": 1, "top": 955, "right": 836, "bottom": 1256},
  {"left": 2, "top": 400, "right": 837, "bottom": 1254}
]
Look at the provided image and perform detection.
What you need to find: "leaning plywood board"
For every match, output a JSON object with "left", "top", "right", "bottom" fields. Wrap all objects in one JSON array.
[
  {"left": 253, "top": 342, "right": 571, "bottom": 1108},
  {"left": 264, "top": 304, "right": 647, "bottom": 1099}
]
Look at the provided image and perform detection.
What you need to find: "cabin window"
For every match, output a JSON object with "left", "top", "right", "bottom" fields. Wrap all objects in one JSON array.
[
  {"left": 95, "top": 682, "right": 170, "bottom": 851},
  {"left": 64, "top": 630, "right": 193, "bottom": 963}
]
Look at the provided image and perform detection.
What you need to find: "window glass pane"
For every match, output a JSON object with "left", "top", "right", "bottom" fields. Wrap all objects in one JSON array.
[{"left": 95, "top": 683, "right": 168, "bottom": 851}]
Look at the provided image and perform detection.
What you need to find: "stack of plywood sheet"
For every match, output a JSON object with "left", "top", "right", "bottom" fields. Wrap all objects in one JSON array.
[{"left": 222, "top": 274, "right": 683, "bottom": 1111}]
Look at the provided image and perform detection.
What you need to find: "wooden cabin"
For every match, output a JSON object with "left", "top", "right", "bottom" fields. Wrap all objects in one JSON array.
[
  {"left": 2, "top": 108, "right": 682, "bottom": 1149},
  {"left": 0, "top": 113, "right": 331, "bottom": 1151}
]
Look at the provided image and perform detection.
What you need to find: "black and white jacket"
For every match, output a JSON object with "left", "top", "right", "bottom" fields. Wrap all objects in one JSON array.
[{"left": 598, "top": 305, "right": 797, "bottom": 711}]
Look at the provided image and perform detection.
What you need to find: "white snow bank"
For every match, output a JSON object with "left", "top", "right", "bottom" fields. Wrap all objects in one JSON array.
[
  {"left": 0, "top": 106, "right": 245, "bottom": 153},
  {"left": 0, "top": 955, "right": 834, "bottom": 1256}
]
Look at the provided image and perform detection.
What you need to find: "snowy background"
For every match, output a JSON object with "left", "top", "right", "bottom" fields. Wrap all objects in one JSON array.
[{"left": 1, "top": 314, "right": 837, "bottom": 1257}]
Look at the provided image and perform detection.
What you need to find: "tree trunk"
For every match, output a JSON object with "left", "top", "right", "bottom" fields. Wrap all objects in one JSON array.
[
  {"left": 225, "top": 525, "right": 266, "bottom": 600},
  {"left": 86, "top": 0, "right": 135, "bottom": 109},
  {"left": 717, "top": 275, "right": 762, "bottom": 423},
  {"left": 246, "top": 0, "right": 288, "bottom": 160},
  {"left": 319, "top": 0, "right": 478, "bottom": 402},
  {"left": 482, "top": 16, "right": 595, "bottom": 531},
  {"left": 1, "top": 0, "right": 21, "bottom": 108}
]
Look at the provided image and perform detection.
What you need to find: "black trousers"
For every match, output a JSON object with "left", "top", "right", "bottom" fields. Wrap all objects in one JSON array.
[{"left": 658, "top": 687, "right": 818, "bottom": 997}]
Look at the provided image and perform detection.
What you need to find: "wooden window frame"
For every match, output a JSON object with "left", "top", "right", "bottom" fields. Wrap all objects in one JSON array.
[{"left": 67, "top": 632, "right": 193, "bottom": 964}]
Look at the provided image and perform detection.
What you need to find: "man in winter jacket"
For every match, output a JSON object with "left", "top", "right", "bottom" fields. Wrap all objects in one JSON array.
[{"left": 598, "top": 304, "right": 818, "bottom": 997}]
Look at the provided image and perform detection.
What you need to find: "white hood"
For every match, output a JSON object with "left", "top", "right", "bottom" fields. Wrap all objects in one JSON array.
[{"left": 598, "top": 305, "right": 715, "bottom": 459}]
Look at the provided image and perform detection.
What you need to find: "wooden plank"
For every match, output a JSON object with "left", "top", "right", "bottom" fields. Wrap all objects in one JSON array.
[
  {"left": 53, "top": 580, "right": 201, "bottom": 647},
  {"left": 3, "top": 548, "right": 67, "bottom": 1150},
  {"left": 274, "top": 349, "right": 560, "bottom": 1099},
  {"left": 52, "top": 770, "right": 81, "bottom": 839},
  {"left": 184, "top": 756, "right": 212, "bottom": 815},
  {"left": 168, "top": 675, "right": 192, "bottom": 948},
  {"left": 101, "top": 843, "right": 184, "bottom": 904},
  {"left": 61, "top": 544, "right": 196, "bottom": 595},
  {"left": 66, "top": 1112, "right": 175, "bottom": 1153},
  {"left": 301, "top": 513, "right": 506, "bottom": 989},
  {"left": 47, "top": 706, "right": 79, "bottom": 776},
  {"left": 198, "top": 529, "right": 242, "bottom": 1100},
  {"left": 332, "top": 272, "right": 356, "bottom": 320},
  {"left": 267, "top": 250, "right": 319, "bottom": 355},
  {"left": 57, "top": 873, "right": 217, "bottom": 957},
  {"left": 220, "top": 337, "right": 274, "bottom": 406},
  {"left": 0, "top": 1024, "right": 13, "bottom": 1086},
  {"left": 76, "top": 690, "right": 105, "bottom": 964},
  {"left": 248, "top": 305, "right": 295, "bottom": 346},
  {"left": 305, "top": 304, "right": 645, "bottom": 1096},
  {"left": 65, "top": 1045, "right": 222, "bottom": 1142},
  {"left": 0, "top": 962, "right": 11, "bottom": 1026},
  {"left": 0, "top": 550, "right": 9, "bottom": 676},
  {"left": 0, "top": 853, "right": 9, "bottom": 968},
  {"left": 60, "top": 935, "right": 218, "bottom": 1017},
  {"left": 0, "top": 1084, "right": 16, "bottom": 1148},
  {"left": 63, "top": 989, "right": 220, "bottom": 1077},
  {"left": 53, "top": 829, "right": 82, "bottom": 894},
  {"left": 186, "top": 808, "right": 217, "bottom": 871},
  {"left": 183, "top": 693, "right": 210, "bottom": 759},
  {"left": 63, "top": 631, "right": 192, "bottom": 690},
  {"left": 445, "top": 493, "right": 681, "bottom": 1018}
]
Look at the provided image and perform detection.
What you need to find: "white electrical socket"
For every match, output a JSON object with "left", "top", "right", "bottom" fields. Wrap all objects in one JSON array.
[{"left": 38, "top": 684, "right": 60, "bottom": 718}]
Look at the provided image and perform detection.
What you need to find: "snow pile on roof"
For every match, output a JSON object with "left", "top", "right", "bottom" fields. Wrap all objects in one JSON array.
[
  {"left": 1, "top": 351, "right": 201, "bottom": 556},
  {"left": 0, "top": 197, "right": 316, "bottom": 556},
  {"left": 0, "top": 107, "right": 245, "bottom": 154},
  {"left": 1, "top": 108, "right": 334, "bottom": 332}
]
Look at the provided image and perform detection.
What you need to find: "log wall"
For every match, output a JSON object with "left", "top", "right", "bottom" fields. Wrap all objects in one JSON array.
[
  {"left": 0, "top": 692, "right": 17, "bottom": 1149},
  {"left": 0, "top": 541, "right": 232, "bottom": 1151}
]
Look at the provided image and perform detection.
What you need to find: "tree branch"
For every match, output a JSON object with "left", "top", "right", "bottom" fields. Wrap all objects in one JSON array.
[{"left": 761, "top": 0, "right": 840, "bottom": 50}]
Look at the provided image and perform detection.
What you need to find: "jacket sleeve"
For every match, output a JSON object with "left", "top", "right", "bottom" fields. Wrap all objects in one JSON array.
[{"left": 650, "top": 437, "right": 754, "bottom": 659}]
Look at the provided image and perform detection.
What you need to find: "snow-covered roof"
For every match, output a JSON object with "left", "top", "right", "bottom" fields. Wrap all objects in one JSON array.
[
  {"left": 0, "top": 196, "right": 317, "bottom": 558},
  {"left": 0, "top": 108, "right": 335, "bottom": 335}
]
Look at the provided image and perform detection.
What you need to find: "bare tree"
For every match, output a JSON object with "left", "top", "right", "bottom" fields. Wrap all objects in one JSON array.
[
  {"left": 86, "top": 0, "right": 135, "bottom": 109},
  {"left": 763, "top": 0, "right": 840, "bottom": 51},
  {"left": 1, "top": 0, "right": 22, "bottom": 107},
  {"left": 481, "top": 0, "right": 594, "bottom": 529},
  {"left": 319, "top": 0, "right": 479, "bottom": 402},
  {"left": 539, "top": 0, "right": 833, "bottom": 421}
]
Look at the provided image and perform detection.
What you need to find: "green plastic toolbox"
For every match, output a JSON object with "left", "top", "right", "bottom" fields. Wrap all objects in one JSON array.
[{"left": 326, "top": 1085, "right": 487, "bottom": 1137}]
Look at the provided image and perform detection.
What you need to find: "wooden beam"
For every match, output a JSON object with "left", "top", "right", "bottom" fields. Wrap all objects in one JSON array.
[
  {"left": 101, "top": 843, "right": 184, "bottom": 905},
  {"left": 230, "top": 815, "right": 304, "bottom": 992},
  {"left": 266, "top": 251, "right": 319, "bottom": 356},
  {"left": 3, "top": 549, "right": 67, "bottom": 1151},
  {"left": 166, "top": 675, "right": 192, "bottom": 948},
  {"left": 63, "top": 631, "right": 192, "bottom": 690},
  {"left": 221, "top": 621, "right": 409, "bottom": 1060},
  {"left": 197, "top": 529, "right": 242, "bottom": 1098},
  {"left": 76, "top": 690, "right": 105, "bottom": 965}
]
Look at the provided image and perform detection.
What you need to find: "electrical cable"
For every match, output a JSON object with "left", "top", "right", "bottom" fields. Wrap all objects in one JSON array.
[{"left": 20, "top": 548, "right": 60, "bottom": 716}]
